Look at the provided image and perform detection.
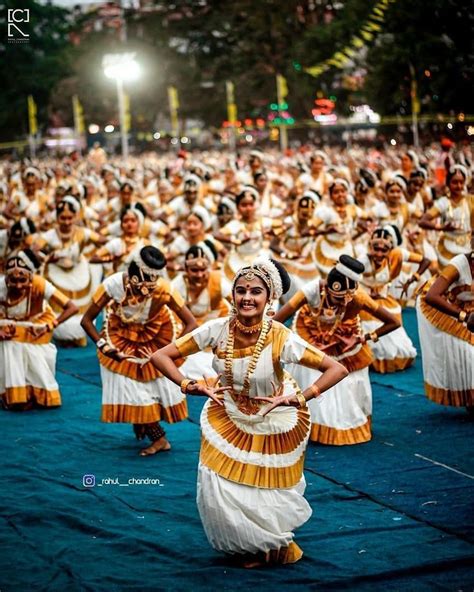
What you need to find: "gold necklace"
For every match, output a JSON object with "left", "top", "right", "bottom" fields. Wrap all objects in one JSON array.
[
  {"left": 114, "top": 285, "right": 150, "bottom": 324},
  {"left": 224, "top": 318, "right": 271, "bottom": 405},
  {"left": 234, "top": 317, "right": 263, "bottom": 334},
  {"left": 313, "top": 289, "right": 345, "bottom": 336}
]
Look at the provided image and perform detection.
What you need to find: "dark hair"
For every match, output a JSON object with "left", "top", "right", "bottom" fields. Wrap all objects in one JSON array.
[
  {"left": 329, "top": 180, "right": 348, "bottom": 196},
  {"left": 446, "top": 167, "right": 467, "bottom": 186},
  {"left": 217, "top": 201, "right": 234, "bottom": 216},
  {"left": 128, "top": 246, "right": 166, "bottom": 278},
  {"left": 22, "top": 248, "right": 41, "bottom": 270},
  {"left": 253, "top": 172, "right": 266, "bottom": 183},
  {"left": 236, "top": 188, "right": 258, "bottom": 206},
  {"left": 185, "top": 240, "right": 218, "bottom": 263},
  {"left": 372, "top": 224, "right": 402, "bottom": 246},
  {"left": 7, "top": 248, "right": 40, "bottom": 272},
  {"left": 120, "top": 182, "right": 134, "bottom": 193},
  {"left": 56, "top": 197, "right": 80, "bottom": 215},
  {"left": 120, "top": 202, "right": 146, "bottom": 222},
  {"left": 327, "top": 255, "right": 364, "bottom": 291},
  {"left": 271, "top": 259, "right": 291, "bottom": 295},
  {"left": 10, "top": 218, "right": 36, "bottom": 239}
]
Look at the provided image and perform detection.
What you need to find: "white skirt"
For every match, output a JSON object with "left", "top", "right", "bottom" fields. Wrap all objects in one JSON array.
[
  {"left": 416, "top": 299, "right": 474, "bottom": 405},
  {"left": 0, "top": 340, "right": 60, "bottom": 406},
  {"left": 50, "top": 259, "right": 102, "bottom": 344},
  {"left": 100, "top": 365, "right": 186, "bottom": 423},
  {"left": 197, "top": 464, "right": 312, "bottom": 555},
  {"left": 287, "top": 363, "right": 372, "bottom": 444},
  {"left": 361, "top": 319, "right": 417, "bottom": 371},
  {"left": 101, "top": 365, "right": 184, "bottom": 408}
]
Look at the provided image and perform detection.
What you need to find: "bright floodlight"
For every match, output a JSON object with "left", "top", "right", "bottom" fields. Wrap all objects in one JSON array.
[{"left": 103, "top": 53, "right": 141, "bottom": 82}]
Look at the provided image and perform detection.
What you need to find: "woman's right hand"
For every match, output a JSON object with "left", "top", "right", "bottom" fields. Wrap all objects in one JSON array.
[
  {"left": 100, "top": 343, "right": 127, "bottom": 362},
  {"left": 0, "top": 324, "right": 16, "bottom": 341},
  {"left": 186, "top": 375, "right": 227, "bottom": 406}
]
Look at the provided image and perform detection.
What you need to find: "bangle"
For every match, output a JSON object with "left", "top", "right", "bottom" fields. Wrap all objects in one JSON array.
[
  {"left": 369, "top": 331, "right": 379, "bottom": 343},
  {"left": 96, "top": 337, "right": 107, "bottom": 350},
  {"left": 310, "top": 384, "right": 321, "bottom": 399},
  {"left": 295, "top": 392, "right": 307, "bottom": 408},
  {"left": 180, "top": 378, "right": 197, "bottom": 394},
  {"left": 458, "top": 310, "right": 467, "bottom": 323}
]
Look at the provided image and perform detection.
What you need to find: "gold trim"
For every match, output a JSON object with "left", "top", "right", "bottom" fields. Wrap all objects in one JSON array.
[
  {"left": 46, "top": 267, "right": 92, "bottom": 300},
  {"left": 101, "top": 399, "right": 188, "bottom": 423},
  {"left": 310, "top": 416, "right": 372, "bottom": 445},
  {"left": 425, "top": 383, "right": 473, "bottom": 407},
  {"left": 419, "top": 297, "right": 472, "bottom": 345},
  {"left": 206, "top": 399, "right": 310, "bottom": 455},
  {"left": 2, "top": 386, "right": 61, "bottom": 407},
  {"left": 200, "top": 437, "right": 306, "bottom": 489},
  {"left": 371, "top": 356, "right": 414, "bottom": 373}
]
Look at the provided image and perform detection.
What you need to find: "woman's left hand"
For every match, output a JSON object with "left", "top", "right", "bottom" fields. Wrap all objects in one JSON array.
[
  {"left": 254, "top": 382, "right": 299, "bottom": 417},
  {"left": 28, "top": 324, "right": 50, "bottom": 339}
]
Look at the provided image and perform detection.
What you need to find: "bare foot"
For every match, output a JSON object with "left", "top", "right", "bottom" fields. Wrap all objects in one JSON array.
[
  {"left": 242, "top": 559, "right": 265, "bottom": 569},
  {"left": 139, "top": 437, "right": 171, "bottom": 456}
]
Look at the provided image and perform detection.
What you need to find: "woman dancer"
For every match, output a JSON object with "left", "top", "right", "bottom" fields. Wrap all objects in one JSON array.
[
  {"left": 91, "top": 203, "right": 151, "bottom": 274},
  {"left": 359, "top": 225, "right": 430, "bottom": 372},
  {"left": 31, "top": 195, "right": 104, "bottom": 347},
  {"left": 215, "top": 187, "right": 281, "bottom": 281},
  {"left": 420, "top": 166, "right": 472, "bottom": 268},
  {"left": 0, "top": 250, "right": 77, "bottom": 409},
  {"left": 81, "top": 246, "right": 197, "bottom": 456},
  {"left": 275, "top": 255, "right": 399, "bottom": 444},
  {"left": 150, "top": 258, "right": 347, "bottom": 567},
  {"left": 417, "top": 247, "right": 473, "bottom": 410}
]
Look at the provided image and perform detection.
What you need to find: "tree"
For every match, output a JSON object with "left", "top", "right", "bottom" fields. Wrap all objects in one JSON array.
[{"left": 0, "top": 0, "right": 72, "bottom": 141}]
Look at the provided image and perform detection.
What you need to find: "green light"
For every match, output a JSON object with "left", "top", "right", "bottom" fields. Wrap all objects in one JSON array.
[
  {"left": 288, "top": 118, "right": 295, "bottom": 124},
  {"left": 293, "top": 61, "right": 302, "bottom": 71},
  {"left": 270, "top": 103, "right": 278, "bottom": 110},
  {"left": 329, "top": 95, "right": 337, "bottom": 101},
  {"left": 280, "top": 102, "right": 288, "bottom": 110},
  {"left": 274, "top": 117, "right": 282, "bottom": 124}
]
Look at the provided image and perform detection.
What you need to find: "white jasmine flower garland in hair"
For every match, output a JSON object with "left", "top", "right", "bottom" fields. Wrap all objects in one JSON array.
[{"left": 232, "top": 257, "right": 283, "bottom": 300}]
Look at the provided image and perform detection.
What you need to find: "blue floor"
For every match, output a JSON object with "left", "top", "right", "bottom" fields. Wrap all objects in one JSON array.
[{"left": 1, "top": 309, "right": 473, "bottom": 591}]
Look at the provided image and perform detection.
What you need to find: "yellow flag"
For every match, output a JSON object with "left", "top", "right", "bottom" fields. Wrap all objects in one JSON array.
[
  {"left": 124, "top": 93, "right": 131, "bottom": 133},
  {"left": 226, "top": 81, "right": 237, "bottom": 123},
  {"left": 72, "top": 95, "right": 85, "bottom": 134},
  {"left": 352, "top": 37, "right": 365, "bottom": 48},
  {"left": 276, "top": 74, "right": 288, "bottom": 102},
  {"left": 168, "top": 86, "right": 179, "bottom": 110},
  {"left": 27, "top": 95, "right": 37, "bottom": 135}
]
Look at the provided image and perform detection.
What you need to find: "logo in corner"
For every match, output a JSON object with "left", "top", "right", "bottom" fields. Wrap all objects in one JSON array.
[{"left": 8, "top": 9, "right": 30, "bottom": 43}]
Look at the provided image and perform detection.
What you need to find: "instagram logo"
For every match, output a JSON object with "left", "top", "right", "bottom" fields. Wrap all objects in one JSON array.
[{"left": 83, "top": 474, "right": 96, "bottom": 488}]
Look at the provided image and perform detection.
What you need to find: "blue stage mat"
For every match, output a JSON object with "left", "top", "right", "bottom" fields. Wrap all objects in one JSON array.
[{"left": 1, "top": 308, "right": 473, "bottom": 591}]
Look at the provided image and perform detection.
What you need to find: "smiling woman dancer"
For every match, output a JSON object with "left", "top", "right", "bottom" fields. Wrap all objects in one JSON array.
[{"left": 150, "top": 258, "right": 347, "bottom": 567}]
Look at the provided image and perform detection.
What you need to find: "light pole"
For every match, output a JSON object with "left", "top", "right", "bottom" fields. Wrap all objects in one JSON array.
[{"left": 103, "top": 53, "right": 140, "bottom": 159}]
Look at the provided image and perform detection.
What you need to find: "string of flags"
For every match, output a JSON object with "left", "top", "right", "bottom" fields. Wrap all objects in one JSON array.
[{"left": 305, "top": 0, "right": 397, "bottom": 78}]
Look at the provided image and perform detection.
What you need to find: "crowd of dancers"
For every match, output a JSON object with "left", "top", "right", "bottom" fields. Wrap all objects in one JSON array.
[{"left": 0, "top": 142, "right": 472, "bottom": 567}]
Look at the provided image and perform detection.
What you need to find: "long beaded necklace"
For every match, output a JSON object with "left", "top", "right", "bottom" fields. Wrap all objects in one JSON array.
[{"left": 224, "top": 317, "right": 271, "bottom": 401}]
